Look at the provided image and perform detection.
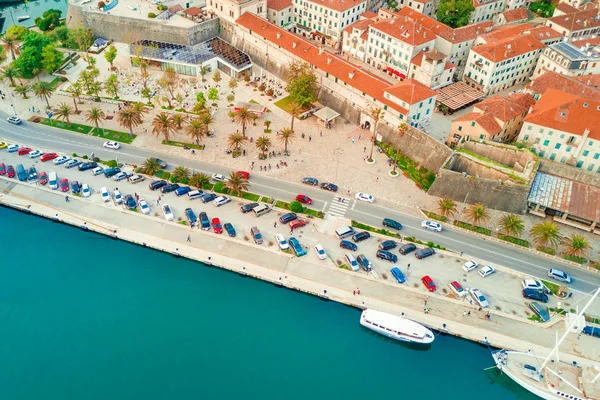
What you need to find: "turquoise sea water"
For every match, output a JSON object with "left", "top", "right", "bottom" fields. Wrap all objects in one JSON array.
[
  {"left": 0, "top": 206, "right": 538, "bottom": 400},
  {"left": 1, "top": 0, "right": 69, "bottom": 33}
]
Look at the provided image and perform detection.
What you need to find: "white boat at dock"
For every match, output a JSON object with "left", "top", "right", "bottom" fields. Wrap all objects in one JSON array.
[
  {"left": 360, "top": 309, "right": 434, "bottom": 345},
  {"left": 17, "top": 15, "right": 30, "bottom": 22}
]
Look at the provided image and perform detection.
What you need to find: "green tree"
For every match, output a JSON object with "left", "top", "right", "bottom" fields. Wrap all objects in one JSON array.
[
  {"left": 436, "top": 0, "right": 475, "bottom": 28},
  {"left": 185, "top": 118, "right": 205, "bottom": 145},
  {"left": 157, "top": 66, "right": 179, "bottom": 108},
  {"left": 5, "top": 25, "right": 29, "bottom": 40},
  {"left": 199, "top": 66, "right": 208, "bottom": 81},
  {"left": 34, "top": 9, "right": 62, "bottom": 31},
  {"left": 54, "top": 26, "right": 71, "bottom": 47},
  {"left": 561, "top": 234, "right": 591, "bottom": 259},
  {"left": 104, "top": 73, "right": 120, "bottom": 98},
  {"left": 255, "top": 135, "right": 272, "bottom": 157},
  {"left": 286, "top": 70, "right": 317, "bottom": 107},
  {"left": 152, "top": 112, "right": 176, "bottom": 143},
  {"left": 436, "top": 197, "right": 457, "bottom": 219},
  {"left": 226, "top": 93, "right": 235, "bottom": 103},
  {"left": 141, "top": 87, "right": 153, "bottom": 104},
  {"left": 66, "top": 81, "right": 83, "bottom": 111},
  {"left": 264, "top": 120, "right": 271, "bottom": 131},
  {"left": 31, "top": 81, "right": 55, "bottom": 108},
  {"left": 392, "top": 123, "right": 408, "bottom": 173},
  {"left": 0, "top": 65, "right": 21, "bottom": 86},
  {"left": 387, "top": 0, "right": 399, "bottom": 10},
  {"left": 290, "top": 201, "right": 303, "bottom": 213},
  {"left": 171, "top": 113, "right": 186, "bottom": 130},
  {"left": 530, "top": 221, "right": 562, "bottom": 249},
  {"left": 104, "top": 45, "right": 118, "bottom": 70},
  {"left": 172, "top": 166, "right": 191, "bottom": 181},
  {"left": 208, "top": 87, "right": 219, "bottom": 101},
  {"left": 14, "top": 31, "right": 55, "bottom": 77},
  {"left": 227, "top": 132, "right": 248, "bottom": 151},
  {"left": 189, "top": 172, "right": 210, "bottom": 188},
  {"left": 117, "top": 104, "right": 143, "bottom": 138},
  {"left": 287, "top": 100, "right": 303, "bottom": 131},
  {"left": 41, "top": 44, "right": 64, "bottom": 73},
  {"left": 55, "top": 102, "right": 73, "bottom": 127},
  {"left": 234, "top": 107, "right": 253, "bottom": 136},
  {"left": 229, "top": 77, "right": 238, "bottom": 92},
  {"left": 141, "top": 158, "right": 161, "bottom": 176},
  {"left": 85, "top": 107, "right": 106, "bottom": 131},
  {"left": 498, "top": 214, "right": 525, "bottom": 238},
  {"left": 464, "top": 203, "right": 490, "bottom": 227},
  {"left": 212, "top": 70, "right": 221, "bottom": 85},
  {"left": 225, "top": 172, "right": 249, "bottom": 196},
  {"left": 367, "top": 106, "right": 384, "bottom": 161},
  {"left": 14, "top": 84, "right": 30, "bottom": 99},
  {"left": 277, "top": 128, "right": 295, "bottom": 154}
]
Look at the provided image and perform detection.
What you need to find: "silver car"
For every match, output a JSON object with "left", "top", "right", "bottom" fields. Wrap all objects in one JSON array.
[
  {"left": 470, "top": 288, "right": 489, "bottom": 308},
  {"left": 548, "top": 268, "right": 572, "bottom": 284}
]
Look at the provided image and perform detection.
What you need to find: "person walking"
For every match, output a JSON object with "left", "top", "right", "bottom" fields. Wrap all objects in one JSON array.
[
  {"left": 65, "top": 195, "right": 70, "bottom": 202},
  {"left": 407, "top": 263, "right": 410, "bottom": 270},
  {"left": 187, "top": 235, "right": 191, "bottom": 242},
  {"left": 274, "top": 222, "right": 277, "bottom": 228}
]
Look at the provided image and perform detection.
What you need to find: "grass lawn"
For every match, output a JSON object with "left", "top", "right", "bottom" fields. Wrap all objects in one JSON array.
[
  {"left": 379, "top": 142, "right": 436, "bottom": 191},
  {"left": 423, "top": 210, "right": 447, "bottom": 223},
  {"left": 275, "top": 200, "right": 290, "bottom": 210},
  {"left": 37, "top": 118, "right": 93, "bottom": 134},
  {"left": 541, "top": 280, "right": 560, "bottom": 295},
  {"left": 303, "top": 207, "right": 324, "bottom": 219},
  {"left": 91, "top": 128, "right": 136, "bottom": 144},
  {"left": 537, "top": 246, "right": 556, "bottom": 256},
  {"left": 274, "top": 96, "right": 308, "bottom": 114},
  {"left": 161, "top": 140, "right": 205, "bottom": 150},
  {"left": 260, "top": 196, "right": 273, "bottom": 204},
  {"left": 351, "top": 220, "right": 402, "bottom": 240},
  {"left": 249, "top": 99, "right": 260, "bottom": 104},
  {"left": 242, "top": 192, "right": 260, "bottom": 201},
  {"left": 562, "top": 255, "right": 586, "bottom": 264},
  {"left": 497, "top": 233, "right": 529, "bottom": 248},
  {"left": 455, "top": 221, "right": 492, "bottom": 236}
]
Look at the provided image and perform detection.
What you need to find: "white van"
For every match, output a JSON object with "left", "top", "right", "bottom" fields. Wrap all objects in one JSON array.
[
  {"left": 48, "top": 172, "right": 58, "bottom": 190},
  {"left": 345, "top": 254, "right": 360, "bottom": 272},
  {"left": 252, "top": 204, "right": 271, "bottom": 217},
  {"left": 188, "top": 190, "right": 204, "bottom": 200},
  {"left": 335, "top": 226, "right": 355, "bottom": 239}
]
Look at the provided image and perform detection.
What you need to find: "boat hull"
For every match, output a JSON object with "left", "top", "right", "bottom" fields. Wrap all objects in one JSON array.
[{"left": 359, "top": 311, "right": 434, "bottom": 345}]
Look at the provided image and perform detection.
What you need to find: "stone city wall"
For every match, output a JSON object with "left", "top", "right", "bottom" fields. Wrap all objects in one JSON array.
[
  {"left": 67, "top": 4, "right": 219, "bottom": 46},
  {"left": 451, "top": 155, "right": 515, "bottom": 181},
  {"left": 463, "top": 141, "right": 533, "bottom": 172},
  {"left": 538, "top": 160, "right": 600, "bottom": 188}
]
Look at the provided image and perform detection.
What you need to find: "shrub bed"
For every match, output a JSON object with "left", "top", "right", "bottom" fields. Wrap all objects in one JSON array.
[
  {"left": 497, "top": 233, "right": 530, "bottom": 248},
  {"left": 423, "top": 210, "right": 447, "bottom": 223},
  {"left": 455, "top": 221, "right": 492, "bottom": 236}
]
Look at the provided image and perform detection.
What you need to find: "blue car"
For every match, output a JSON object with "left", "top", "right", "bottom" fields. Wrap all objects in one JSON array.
[
  {"left": 176, "top": 186, "right": 192, "bottom": 197},
  {"left": 289, "top": 236, "right": 307, "bottom": 257},
  {"left": 202, "top": 193, "right": 217, "bottom": 203},
  {"left": 583, "top": 326, "right": 600, "bottom": 338},
  {"left": 104, "top": 167, "right": 121, "bottom": 178},
  {"left": 340, "top": 240, "right": 357, "bottom": 251},
  {"left": 185, "top": 208, "right": 197, "bottom": 227},
  {"left": 199, "top": 212, "right": 210, "bottom": 230},
  {"left": 224, "top": 222, "right": 236, "bottom": 237},
  {"left": 390, "top": 267, "right": 406, "bottom": 283},
  {"left": 279, "top": 212, "right": 297, "bottom": 223},
  {"left": 302, "top": 177, "right": 318, "bottom": 186},
  {"left": 383, "top": 218, "right": 403, "bottom": 230}
]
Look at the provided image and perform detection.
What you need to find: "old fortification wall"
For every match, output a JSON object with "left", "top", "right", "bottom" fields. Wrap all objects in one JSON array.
[
  {"left": 67, "top": 4, "right": 219, "bottom": 45},
  {"left": 463, "top": 141, "right": 533, "bottom": 172},
  {"left": 538, "top": 160, "right": 600, "bottom": 187},
  {"left": 451, "top": 155, "right": 513, "bottom": 181}
]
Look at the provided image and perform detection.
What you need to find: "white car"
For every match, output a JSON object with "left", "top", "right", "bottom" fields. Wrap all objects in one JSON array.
[
  {"left": 91, "top": 166, "right": 104, "bottom": 176},
  {"left": 28, "top": 149, "right": 42, "bottom": 158},
  {"left": 421, "top": 220, "right": 442, "bottom": 232},
  {"left": 462, "top": 260, "right": 478, "bottom": 272},
  {"left": 314, "top": 244, "right": 327, "bottom": 260},
  {"left": 7, "top": 144, "right": 20, "bottom": 153},
  {"left": 103, "top": 141, "right": 120, "bottom": 150},
  {"left": 470, "top": 288, "right": 489, "bottom": 308},
  {"left": 355, "top": 192, "right": 375, "bottom": 203},
  {"left": 162, "top": 204, "right": 174, "bottom": 221},
  {"left": 64, "top": 159, "right": 81, "bottom": 169},
  {"left": 100, "top": 187, "right": 111, "bottom": 202},
  {"left": 113, "top": 172, "right": 128, "bottom": 181},
  {"left": 521, "top": 279, "right": 545, "bottom": 291},
  {"left": 114, "top": 189, "right": 123, "bottom": 204},
  {"left": 81, "top": 183, "right": 91, "bottom": 198},
  {"left": 478, "top": 265, "right": 495, "bottom": 278},
  {"left": 139, "top": 198, "right": 150, "bottom": 215},
  {"left": 53, "top": 155, "right": 70, "bottom": 165},
  {"left": 275, "top": 234, "right": 289, "bottom": 250},
  {"left": 213, "top": 195, "right": 231, "bottom": 207},
  {"left": 7, "top": 116, "right": 22, "bottom": 125},
  {"left": 211, "top": 173, "right": 229, "bottom": 182}
]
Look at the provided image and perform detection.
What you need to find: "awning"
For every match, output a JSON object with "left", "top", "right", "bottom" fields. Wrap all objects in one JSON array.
[
  {"left": 234, "top": 101, "right": 266, "bottom": 115},
  {"left": 313, "top": 107, "right": 340, "bottom": 123}
]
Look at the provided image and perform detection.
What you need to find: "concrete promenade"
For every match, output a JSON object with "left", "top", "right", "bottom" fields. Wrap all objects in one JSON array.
[{"left": 1, "top": 177, "right": 598, "bottom": 367}]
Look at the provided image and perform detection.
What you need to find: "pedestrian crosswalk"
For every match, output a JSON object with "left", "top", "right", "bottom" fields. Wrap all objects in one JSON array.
[{"left": 327, "top": 196, "right": 350, "bottom": 217}]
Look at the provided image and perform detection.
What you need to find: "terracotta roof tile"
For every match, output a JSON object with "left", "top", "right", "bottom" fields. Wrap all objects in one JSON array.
[
  {"left": 502, "top": 8, "right": 529, "bottom": 22},
  {"left": 574, "top": 74, "right": 600, "bottom": 88},
  {"left": 343, "top": 18, "right": 374, "bottom": 34},
  {"left": 305, "top": 0, "right": 366, "bottom": 12},
  {"left": 370, "top": 17, "right": 435, "bottom": 46},
  {"left": 361, "top": 11, "right": 377, "bottom": 18},
  {"left": 472, "top": 34, "right": 545, "bottom": 62},
  {"left": 184, "top": 6, "right": 203, "bottom": 16},
  {"left": 554, "top": 3, "right": 579, "bottom": 14},
  {"left": 454, "top": 112, "right": 502, "bottom": 134},
  {"left": 547, "top": 9, "right": 600, "bottom": 32},
  {"left": 267, "top": 0, "right": 292, "bottom": 11},
  {"left": 385, "top": 78, "right": 437, "bottom": 104},
  {"left": 527, "top": 71, "right": 600, "bottom": 101},
  {"left": 571, "top": 36, "right": 600, "bottom": 47},
  {"left": 475, "top": 94, "right": 533, "bottom": 121}
]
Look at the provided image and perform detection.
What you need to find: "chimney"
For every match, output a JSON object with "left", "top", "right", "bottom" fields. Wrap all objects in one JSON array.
[
  {"left": 319, "top": 47, "right": 325, "bottom": 55},
  {"left": 276, "top": 33, "right": 281, "bottom": 39},
  {"left": 293, "top": 42, "right": 297, "bottom": 48},
  {"left": 348, "top": 70, "right": 355, "bottom": 79},
  {"left": 327, "top": 57, "right": 333, "bottom": 64},
  {"left": 424, "top": 31, "right": 427, "bottom": 38}
]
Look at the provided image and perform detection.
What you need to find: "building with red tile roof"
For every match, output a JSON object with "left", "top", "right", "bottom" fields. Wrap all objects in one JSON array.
[
  {"left": 553, "top": 2, "right": 579, "bottom": 16},
  {"left": 267, "top": 0, "right": 293, "bottom": 30},
  {"left": 408, "top": 49, "right": 455, "bottom": 89},
  {"left": 493, "top": 8, "right": 531, "bottom": 25},
  {"left": 532, "top": 39, "right": 600, "bottom": 80},
  {"left": 527, "top": 70, "right": 600, "bottom": 100},
  {"left": 478, "top": 22, "right": 562, "bottom": 45},
  {"left": 206, "top": 0, "right": 267, "bottom": 24},
  {"left": 291, "top": 0, "right": 368, "bottom": 43},
  {"left": 341, "top": 12, "right": 378, "bottom": 62},
  {"left": 470, "top": 0, "right": 504, "bottom": 24},
  {"left": 545, "top": 8, "right": 600, "bottom": 39}
]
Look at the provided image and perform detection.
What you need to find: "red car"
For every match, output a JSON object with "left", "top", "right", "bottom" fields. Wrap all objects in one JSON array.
[
  {"left": 59, "top": 178, "right": 69, "bottom": 192},
  {"left": 237, "top": 171, "right": 250, "bottom": 179},
  {"left": 41, "top": 152, "right": 58, "bottom": 162},
  {"left": 0, "top": 162, "right": 5, "bottom": 176},
  {"left": 212, "top": 217, "right": 223, "bottom": 234},
  {"left": 38, "top": 172, "right": 48, "bottom": 185},
  {"left": 17, "top": 147, "right": 32, "bottom": 156},
  {"left": 421, "top": 275, "right": 437, "bottom": 292},
  {"left": 6, "top": 165, "right": 15, "bottom": 178},
  {"left": 295, "top": 194, "right": 312, "bottom": 204},
  {"left": 289, "top": 219, "right": 308, "bottom": 231}
]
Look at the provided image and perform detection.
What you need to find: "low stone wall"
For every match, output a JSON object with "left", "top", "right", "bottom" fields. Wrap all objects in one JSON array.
[
  {"left": 451, "top": 155, "right": 514, "bottom": 181},
  {"left": 539, "top": 160, "right": 600, "bottom": 188},
  {"left": 463, "top": 141, "right": 534, "bottom": 172}
]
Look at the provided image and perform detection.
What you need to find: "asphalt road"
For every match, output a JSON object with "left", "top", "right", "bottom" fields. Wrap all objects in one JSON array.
[{"left": 1, "top": 115, "right": 598, "bottom": 293}]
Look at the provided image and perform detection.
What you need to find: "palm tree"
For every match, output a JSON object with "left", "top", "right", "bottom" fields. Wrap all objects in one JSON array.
[
  {"left": 171, "top": 113, "right": 186, "bottom": 130},
  {"left": 189, "top": 172, "right": 211, "bottom": 189},
  {"left": 14, "top": 84, "right": 30, "bottom": 99},
  {"left": 225, "top": 171, "right": 250, "bottom": 196},
  {"left": 436, "top": 197, "right": 457, "bottom": 219},
  {"left": 498, "top": 214, "right": 525, "bottom": 238},
  {"left": 2, "top": 34, "right": 19, "bottom": 60},
  {"left": 172, "top": 166, "right": 191, "bottom": 182},
  {"left": 32, "top": 81, "right": 55, "bottom": 108},
  {"left": 530, "top": 221, "right": 562, "bottom": 250},
  {"left": 141, "top": 158, "right": 161, "bottom": 176},
  {"left": 234, "top": 107, "right": 253, "bottom": 136},
  {"left": 464, "top": 203, "right": 490, "bottom": 227},
  {"left": 227, "top": 132, "right": 248, "bottom": 151},
  {"left": 0, "top": 65, "right": 21, "bottom": 87},
  {"left": 85, "top": 107, "right": 106, "bottom": 132},
  {"left": 151, "top": 112, "right": 176, "bottom": 143},
  {"left": 277, "top": 128, "right": 295, "bottom": 154},
  {"left": 66, "top": 82, "right": 83, "bottom": 112},
  {"left": 199, "top": 111, "right": 214, "bottom": 136},
  {"left": 255, "top": 135, "right": 272, "bottom": 158},
  {"left": 393, "top": 123, "right": 408, "bottom": 173},
  {"left": 55, "top": 102, "right": 73, "bottom": 127},
  {"left": 367, "top": 106, "right": 384, "bottom": 161},
  {"left": 117, "top": 105, "right": 143, "bottom": 138},
  {"left": 134, "top": 101, "right": 150, "bottom": 116},
  {"left": 185, "top": 118, "right": 205, "bottom": 145},
  {"left": 561, "top": 234, "right": 591, "bottom": 259},
  {"left": 288, "top": 100, "right": 303, "bottom": 131}
]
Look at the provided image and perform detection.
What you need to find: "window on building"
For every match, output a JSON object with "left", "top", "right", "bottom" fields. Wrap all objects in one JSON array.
[
  {"left": 543, "top": 140, "right": 550, "bottom": 146},
  {"left": 561, "top": 156, "right": 567, "bottom": 163},
  {"left": 480, "top": 134, "right": 484, "bottom": 140},
  {"left": 576, "top": 160, "right": 584, "bottom": 168},
  {"left": 550, "top": 153, "right": 556, "bottom": 160},
  {"left": 588, "top": 164, "right": 595, "bottom": 171},
  {"left": 554, "top": 143, "right": 561, "bottom": 149},
  {"left": 583, "top": 150, "right": 590, "bottom": 156},
  {"left": 594, "top": 153, "right": 600, "bottom": 160}
]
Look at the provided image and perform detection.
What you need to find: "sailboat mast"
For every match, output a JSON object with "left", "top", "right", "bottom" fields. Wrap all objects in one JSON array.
[{"left": 541, "top": 287, "right": 600, "bottom": 370}]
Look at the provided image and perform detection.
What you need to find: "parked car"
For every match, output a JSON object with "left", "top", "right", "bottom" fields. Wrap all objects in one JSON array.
[
  {"left": 382, "top": 218, "right": 402, "bottom": 230},
  {"left": 201, "top": 193, "right": 217, "bottom": 203},
  {"left": 582, "top": 326, "right": 600, "bottom": 338},
  {"left": 79, "top": 161, "right": 98, "bottom": 171},
  {"left": 53, "top": 155, "right": 70, "bottom": 165},
  {"left": 421, "top": 276, "right": 436, "bottom": 292},
  {"left": 28, "top": 166, "right": 37, "bottom": 181},
  {"left": 212, "top": 218, "right": 223, "bottom": 234},
  {"left": 548, "top": 268, "right": 572, "bottom": 283},
  {"left": 185, "top": 208, "right": 197, "bottom": 227},
  {"left": 38, "top": 171, "right": 48, "bottom": 185},
  {"left": 376, "top": 249, "right": 397, "bottom": 263},
  {"left": 295, "top": 194, "right": 312, "bottom": 204},
  {"left": 211, "top": 173, "right": 228, "bottom": 182},
  {"left": 175, "top": 186, "right": 191, "bottom": 197},
  {"left": 71, "top": 181, "right": 81, "bottom": 194},
  {"left": 149, "top": 180, "right": 167, "bottom": 190},
  {"left": 355, "top": 192, "right": 374, "bottom": 203},
  {"left": 123, "top": 195, "right": 137, "bottom": 210},
  {"left": 289, "top": 219, "right": 307, "bottom": 231},
  {"left": 379, "top": 240, "right": 397, "bottom": 251},
  {"left": 17, "top": 147, "right": 31, "bottom": 155},
  {"left": 113, "top": 190, "right": 123, "bottom": 204},
  {"left": 390, "top": 267, "right": 406, "bottom": 283},
  {"left": 340, "top": 240, "right": 357, "bottom": 251},
  {"left": 352, "top": 231, "right": 371, "bottom": 243},
  {"left": 7, "top": 116, "right": 22, "bottom": 125},
  {"left": 241, "top": 203, "right": 259, "bottom": 213},
  {"left": 41, "top": 152, "right": 58, "bottom": 162},
  {"left": 139, "top": 199, "right": 150, "bottom": 215},
  {"left": 251, "top": 226, "right": 263, "bottom": 244},
  {"left": 0, "top": 163, "right": 5, "bottom": 176},
  {"left": 59, "top": 178, "right": 69, "bottom": 192},
  {"left": 113, "top": 172, "right": 128, "bottom": 181},
  {"left": 150, "top": 158, "right": 168, "bottom": 169},
  {"left": 104, "top": 167, "right": 121, "bottom": 178},
  {"left": 7, "top": 144, "right": 20, "bottom": 153},
  {"left": 0, "top": 141, "right": 7, "bottom": 149},
  {"left": 302, "top": 177, "right": 318, "bottom": 186},
  {"left": 449, "top": 281, "right": 465, "bottom": 297},
  {"left": 103, "top": 141, "right": 120, "bottom": 150},
  {"left": 161, "top": 183, "right": 180, "bottom": 194},
  {"left": 100, "top": 187, "right": 111, "bottom": 202},
  {"left": 522, "top": 288, "right": 549, "bottom": 303},
  {"left": 462, "top": 260, "right": 478, "bottom": 272},
  {"left": 399, "top": 243, "right": 417, "bottom": 255},
  {"left": 64, "top": 159, "right": 81, "bottom": 169},
  {"left": 6, "top": 165, "right": 15, "bottom": 178},
  {"left": 161, "top": 204, "right": 174, "bottom": 221},
  {"left": 345, "top": 254, "right": 359, "bottom": 272},
  {"left": 421, "top": 220, "right": 442, "bottom": 232},
  {"left": 91, "top": 166, "right": 104, "bottom": 176},
  {"left": 224, "top": 223, "right": 236, "bottom": 237},
  {"left": 521, "top": 279, "right": 545, "bottom": 292},
  {"left": 275, "top": 234, "right": 289, "bottom": 250},
  {"left": 529, "top": 302, "right": 550, "bottom": 322},
  {"left": 213, "top": 196, "right": 231, "bottom": 207},
  {"left": 314, "top": 244, "right": 326, "bottom": 260},
  {"left": 356, "top": 254, "right": 372, "bottom": 272},
  {"left": 470, "top": 288, "right": 489, "bottom": 308},
  {"left": 279, "top": 213, "right": 297, "bottom": 224},
  {"left": 128, "top": 174, "right": 145, "bottom": 184},
  {"left": 478, "top": 265, "right": 495, "bottom": 278},
  {"left": 28, "top": 150, "right": 42, "bottom": 158},
  {"left": 415, "top": 247, "right": 435, "bottom": 259},
  {"left": 199, "top": 212, "right": 210, "bottom": 230},
  {"left": 320, "top": 182, "right": 338, "bottom": 192}
]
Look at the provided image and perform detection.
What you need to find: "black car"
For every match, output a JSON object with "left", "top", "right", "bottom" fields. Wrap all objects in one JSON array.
[
  {"left": 161, "top": 183, "right": 180, "bottom": 193},
  {"left": 241, "top": 203, "right": 259, "bottom": 213},
  {"left": 522, "top": 288, "right": 549, "bottom": 303},
  {"left": 71, "top": 181, "right": 81, "bottom": 194},
  {"left": 340, "top": 240, "right": 357, "bottom": 251},
  {"left": 123, "top": 195, "right": 137, "bottom": 210},
  {"left": 199, "top": 212, "right": 210, "bottom": 230},
  {"left": 78, "top": 161, "right": 98, "bottom": 171},
  {"left": 583, "top": 326, "right": 600, "bottom": 338},
  {"left": 185, "top": 208, "right": 197, "bottom": 227},
  {"left": 379, "top": 240, "right": 397, "bottom": 251},
  {"left": 224, "top": 222, "right": 237, "bottom": 237},
  {"left": 383, "top": 218, "right": 402, "bottom": 230},
  {"left": 357, "top": 254, "right": 372, "bottom": 272},
  {"left": 149, "top": 180, "right": 167, "bottom": 190},
  {"left": 28, "top": 166, "right": 37, "bottom": 181},
  {"left": 415, "top": 247, "right": 435, "bottom": 259},
  {"left": 399, "top": 243, "right": 417, "bottom": 255},
  {"left": 352, "top": 231, "right": 371, "bottom": 243},
  {"left": 104, "top": 167, "right": 121, "bottom": 178},
  {"left": 201, "top": 193, "right": 217, "bottom": 203},
  {"left": 376, "top": 249, "right": 397, "bottom": 263},
  {"left": 320, "top": 182, "right": 338, "bottom": 192},
  {"left": 279, "top": 212, "right": 297, "bottom": 224}
]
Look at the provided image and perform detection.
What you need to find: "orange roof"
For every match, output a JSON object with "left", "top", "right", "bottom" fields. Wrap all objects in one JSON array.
[
  {"left": 571, "top": 36, "right": 600, "bottom": 47},
  {"left": 184, "top": 6, "right": 203, "bottom": 16},
  {"left": 385, "top": 78, "right": 437, "bottom": 104},
  {"left": 526, "top": 26, "right": 562, "bottom": 42},
  {"left": 473, "top": 0, "right": 502, "bottom": 7},
  {"left": 574, "top": 74, "right": 600, "bottom": 88},
  {"left": 343, "top": 18, "right": 375, "bottom": 34},
  {"left": 361, "top": 11, "right": 377, "bottom": 18},
  {"left": 304, "top": 0, "right": 366, "bottom": 12},
  {"left": 528, "top": 71, "right": 600, "bottom": 101},
  {"left": 502, "top": 8, "right": 529, "bottom": 22},
  {"left": 472, "top": 34, "right": 545, "bottom": 62},
  {"left": 474, "top": 93, "right": 533, "bottom": 121},
  {"left": 554, "top": 3, "right": 579, "bottom": 14},
  {"left": 525, "top": 88, "right": 600, "bottom": 140},
  {"left": 394, "top": 7, "right": 452, "bottom": 36},
  {"left": 454, "top": 112, "right": 501, "bottom": 134},
  {"left": 267, "top": 0, "right": 292, "bottom": 11},
  {"left": 479, "top": 22, "right": 532, "bottom": 42},
  {"left": 547, "top": 9, "right": 600, "bottom": 32},
  {"left": 369, "top": 17, "right": 435, "bottom": 46}
]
